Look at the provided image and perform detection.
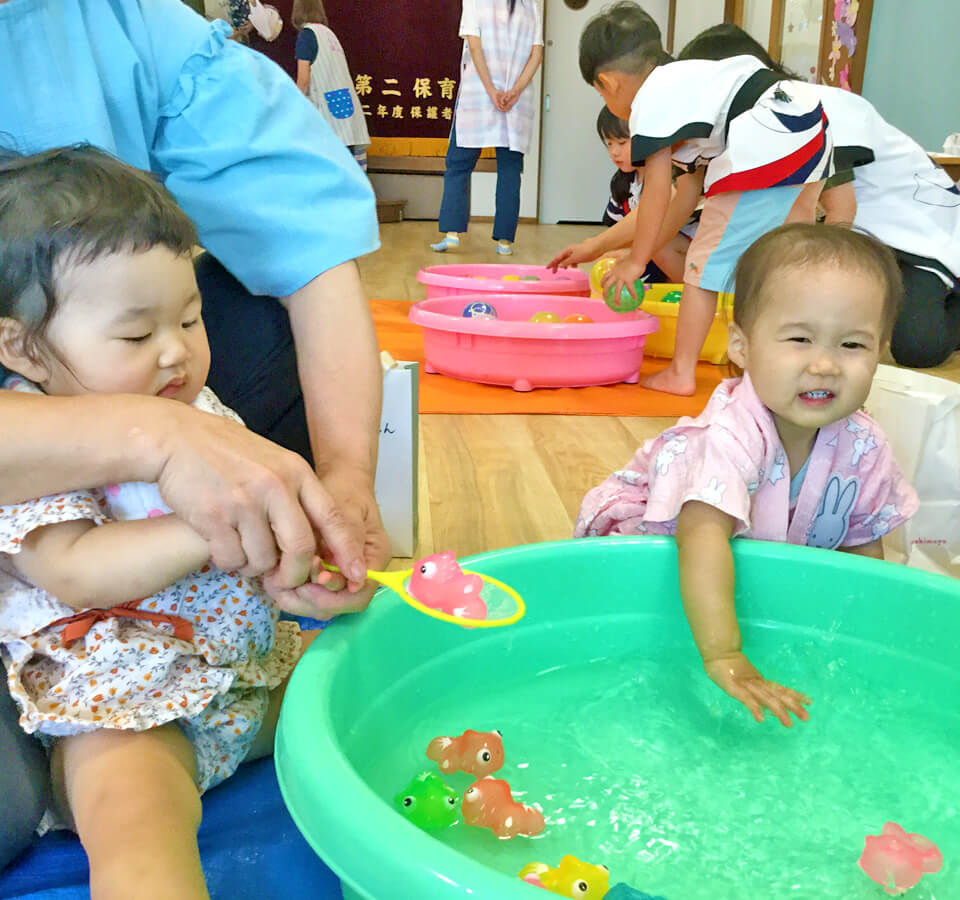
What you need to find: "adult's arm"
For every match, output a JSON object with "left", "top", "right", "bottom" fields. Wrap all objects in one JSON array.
[
  {"left": 296, "top": 60, "right": 311, "bottom": 95},
  {"left": 279, "top": 261, "right": 393, "bottom": 604},
  {"left": 0, "top": 390, "right": 363, "bottom": 591},
  {"left": 500, "top": 45, "right": 544, "bottom": 112},
  {"left": 464, "top": 35, "right": 502, "bottom": 104},
  {"left": 144, "top": 9, "right": 385, "bottom": 599}
]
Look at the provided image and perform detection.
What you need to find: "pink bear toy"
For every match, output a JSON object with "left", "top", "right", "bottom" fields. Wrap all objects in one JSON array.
[
  {"left": 426, "top": 728, "right": 505, "bottom": 778},
  {"left": 461, "top": 776, "right": 545, "bottom": 839},
  {"left": 858, "top": 822, "right": 942, "bottom": 895},
  {"left": 408, "top": 552, "right": 487, "bottom": 620}
]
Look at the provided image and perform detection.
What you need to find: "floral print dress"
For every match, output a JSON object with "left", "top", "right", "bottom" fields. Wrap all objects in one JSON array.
[{"left": 0, "top": 380, "right": 300, "bottom": 791}]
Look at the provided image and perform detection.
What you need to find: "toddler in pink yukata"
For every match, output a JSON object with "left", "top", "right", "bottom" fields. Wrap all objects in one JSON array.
[{"left": 576, "top": 224, "right": 918, "bottom": 727}]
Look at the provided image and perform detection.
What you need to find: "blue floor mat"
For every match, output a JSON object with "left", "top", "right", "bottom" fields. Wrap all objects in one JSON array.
[{"left": 0, "top": 758, "right": 342, "bottom": 900}]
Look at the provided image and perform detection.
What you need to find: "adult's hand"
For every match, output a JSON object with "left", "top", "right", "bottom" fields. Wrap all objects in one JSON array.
[
  {"left": 153, "top": 401, "right": 367, "bottom": 591},
  {"left": 266, "top": 468, "right": 392, "bottom": 619},
  {"left": 0, "top": 390, "right": 360, "bottom": 592},
  {"left": 498, "top": 88, "right": 520, "bottom": 112}
]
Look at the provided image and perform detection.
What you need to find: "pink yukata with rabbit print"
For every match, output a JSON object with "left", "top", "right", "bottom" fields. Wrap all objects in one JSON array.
[{"left": 576, "top": 374, "right": 918, "bottom": 548}]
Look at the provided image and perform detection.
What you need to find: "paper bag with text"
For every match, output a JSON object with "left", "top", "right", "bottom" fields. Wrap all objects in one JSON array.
[
  {"left": 865, "top": 364, "right": 960, "bottom": 577},
  {"left": 374, "top": 353, "right": 419, "bottom": 558}
]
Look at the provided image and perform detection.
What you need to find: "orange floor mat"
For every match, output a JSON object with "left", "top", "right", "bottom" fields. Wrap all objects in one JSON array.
[{"left": 372, "top": 299, "right": 725, "bottom": 417}]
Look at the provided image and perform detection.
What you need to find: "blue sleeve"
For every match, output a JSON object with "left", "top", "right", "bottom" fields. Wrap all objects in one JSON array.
[
  {"left": 144, "top": 4, "right": 378, "bottom": 298},
  {"left": 295, "top": 28, "right": 318, "bottom": 64}
]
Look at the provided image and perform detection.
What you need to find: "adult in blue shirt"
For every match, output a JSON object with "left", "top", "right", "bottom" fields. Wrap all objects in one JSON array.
[{"left": 0, "top": 0, "right": 389, "bottom": 865}]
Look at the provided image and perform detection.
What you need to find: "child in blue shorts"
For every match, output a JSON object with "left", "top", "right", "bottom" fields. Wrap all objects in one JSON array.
[{"left": 580, "top": 2, "right": 832, "bottom": 396}]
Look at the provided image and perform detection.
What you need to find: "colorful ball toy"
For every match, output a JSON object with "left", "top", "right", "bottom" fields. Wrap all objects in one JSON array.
[
  {"left": 502, "top": 275, "right": 521, "bottom": 281},
  {"left": 604, "top": 282, "right": 647, "bottom": 312},
  {"left": 530, "top": 311, "right": 562, "bottom": 323},
  {"left": 588, "top": 256, "right": 648, "bottom": 311},
  {"left": 562, "top": 313, "right": 594, "bottom": 324},
  {"left": 661, "top": 290, "right": 682, "bottom": 303},
  {"left": 589, "top": 257, "right": 617, "bottom": 296},
  {"left": 462, "top": 301, "right": 498, "bottom": 319},
  {"left": 520, "top": 275, "right": 541, "bottom": 281}
]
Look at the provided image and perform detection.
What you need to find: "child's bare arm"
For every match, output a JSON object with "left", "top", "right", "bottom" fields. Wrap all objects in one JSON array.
[
  {"left": 820, "top": 179, "right": 857, "bottom": 225},
  {"left": 603, "top": 146, "right": 672, "bottom": 299},
  {"left": 675, "top": 500, "right": 812, "bottom": 727},
  {"left": 654, "top": 169, "right": 703, "bottom": 254},
  {"left": 14, "top": 516, "right": 210, "bottom": 610},
  {"left": 546, "top": 209, "right": 639, "bottom": 270}
]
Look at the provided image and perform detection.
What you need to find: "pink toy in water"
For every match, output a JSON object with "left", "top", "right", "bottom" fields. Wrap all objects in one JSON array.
[
  {"left": 858, "top": 822, "right": 942, "bottom": 895},
  {"left": 426, "top": 728, "right": 504, "bottom": 777},
  {"left": 461, "top": 776, "right": 545, "bottom": 839},
  {"left": 408, "top": 552, "right": 487, "bottom": 620}
]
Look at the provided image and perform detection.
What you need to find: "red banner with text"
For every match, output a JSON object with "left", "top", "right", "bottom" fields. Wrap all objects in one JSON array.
[{"left": 325, "top": 0, "right": 470, "bottom": 157}]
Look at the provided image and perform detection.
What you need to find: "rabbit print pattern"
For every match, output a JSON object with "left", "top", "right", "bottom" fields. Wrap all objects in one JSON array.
[
  {"left": 807, "top": 475, "right": 858, "bottom": 549},
  {"left": 576, "top": 373, "right": 918, "bottom": 547}
]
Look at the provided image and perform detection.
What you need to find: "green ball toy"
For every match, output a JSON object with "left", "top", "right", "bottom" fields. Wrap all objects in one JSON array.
[
  {"left": 662, "top": 290, "right": 682, "bottom": 303},
  {"left": 604, "top": 280, "right": 646, "bottom": 312}
]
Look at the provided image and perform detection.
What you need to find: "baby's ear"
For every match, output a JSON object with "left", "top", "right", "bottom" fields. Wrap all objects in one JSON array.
[
  {"left": 0, "top": 318, "right": 51, "bottom": 384},
  {"left": 727, "top": 321, "right": 748, "bottom": 370}
]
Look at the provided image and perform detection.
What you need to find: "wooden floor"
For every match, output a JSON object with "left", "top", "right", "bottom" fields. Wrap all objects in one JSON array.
[{"left": 361, "top": 220, "right": 960, "bottom": 564}]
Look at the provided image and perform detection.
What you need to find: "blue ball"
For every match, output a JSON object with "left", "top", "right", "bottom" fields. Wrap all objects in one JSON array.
[{"left": 462, "top": 301, "right": 498, "bottom": 319}]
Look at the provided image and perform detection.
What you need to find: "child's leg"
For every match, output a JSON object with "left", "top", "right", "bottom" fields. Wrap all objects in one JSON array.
[
  {"left": 242, "top": 628, "right": 322, "bottom": 763},
  {"left": 53, "top": 724, "right": 208, "bottom": 900},
  {"left": 651, "top": 233, "right": 691, "bottom": 283},
  {"left": 641, "top": 284, "right": 717, "bottom": 396}
]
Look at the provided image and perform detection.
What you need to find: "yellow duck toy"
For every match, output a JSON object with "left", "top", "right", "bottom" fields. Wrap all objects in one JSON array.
[{"left": 518, "top": 855, "right": 610, "bottom": 898}]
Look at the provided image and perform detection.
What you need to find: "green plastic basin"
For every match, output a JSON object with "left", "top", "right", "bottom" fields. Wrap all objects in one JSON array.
[{"left": 275, "top": 537, "right": 960, "bottom": 899}]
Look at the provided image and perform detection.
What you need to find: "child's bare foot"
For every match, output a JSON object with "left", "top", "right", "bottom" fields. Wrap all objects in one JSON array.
[{"left": 641, "top": 365, "right": 696, "bottom": 396}]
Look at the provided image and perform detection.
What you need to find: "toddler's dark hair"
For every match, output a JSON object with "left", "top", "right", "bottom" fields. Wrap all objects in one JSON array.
[
  {"left": 579, "top": 2, "right": 672, "bottom": 86},
  {"left": 0, "top": 144, "right": 197, "bottom": 359},
  {"left": 596, "top": 106, "right": 630, "bottom": 142},
  {"left": 733, "top": 224, "right": 903, "bottom": 342},
  {"left": 678, "top": 23, "right": 799, "bottom": 79}
]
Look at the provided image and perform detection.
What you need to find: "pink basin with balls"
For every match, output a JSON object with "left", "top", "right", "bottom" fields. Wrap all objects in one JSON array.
[
  {"left": 416, "top": 264, "right": 590, "bottom": 299},
  {"left": 408, "top": 294, "right": 659, "bottom": 391}
]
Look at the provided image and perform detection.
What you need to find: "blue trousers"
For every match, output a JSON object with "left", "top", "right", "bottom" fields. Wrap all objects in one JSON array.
[{"left": 437, "top": 121, "right": 524, "bottom": 242}]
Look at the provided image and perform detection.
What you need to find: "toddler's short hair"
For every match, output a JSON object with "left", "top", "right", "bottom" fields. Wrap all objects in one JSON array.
[
  {"left": 733, "top": 223, "right": 903, "bottom": 341},
  {"left": 0, "top": 144, "right": 197, "bottom": 355},
  {"left": 596, "top": 106, "right": 630, "bottom": 142},
  {"left": 579, "top": 1, "right": 671, "bottom": 86}
]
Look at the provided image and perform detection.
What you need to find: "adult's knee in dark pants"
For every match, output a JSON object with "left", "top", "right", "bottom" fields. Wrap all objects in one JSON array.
[
  {"left": 193, "top": 254, "right": 313, "bottom": 464},
  {"left": 890, "top": 322, "right": 955, "bottom": 368},
  {"left": 0, "top": 687, "right": 49, "bottom": 868}
]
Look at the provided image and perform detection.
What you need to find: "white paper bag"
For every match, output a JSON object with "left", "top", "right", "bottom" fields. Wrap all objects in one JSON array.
[
  {"left": 865, "top": 364, "right": 960, "bottom": 577},
  {"left": 374, "top": 353, "right": 419, "bottom": 558}
]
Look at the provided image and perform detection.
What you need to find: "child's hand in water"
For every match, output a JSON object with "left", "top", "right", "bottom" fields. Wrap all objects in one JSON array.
[{"left": 703, "top": 652, "right": 812, "bottom": 727}]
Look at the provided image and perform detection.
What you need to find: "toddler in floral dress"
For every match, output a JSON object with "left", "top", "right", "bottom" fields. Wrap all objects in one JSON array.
[{"left": 0, "top": 146, "right": 308, "bottom": 899}]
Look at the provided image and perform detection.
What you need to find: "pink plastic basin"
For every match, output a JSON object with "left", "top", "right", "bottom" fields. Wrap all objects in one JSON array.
[
  {"left": 416, "top": 264, "right": 590, "bottom": 299},
  {"left": 408, "top": 294, "right": 659, "bottom": 391}
]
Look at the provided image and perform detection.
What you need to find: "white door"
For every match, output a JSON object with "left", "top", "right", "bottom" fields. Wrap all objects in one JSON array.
[{"left": 538, "top": 0, "right": 670, "bottom": 224}]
